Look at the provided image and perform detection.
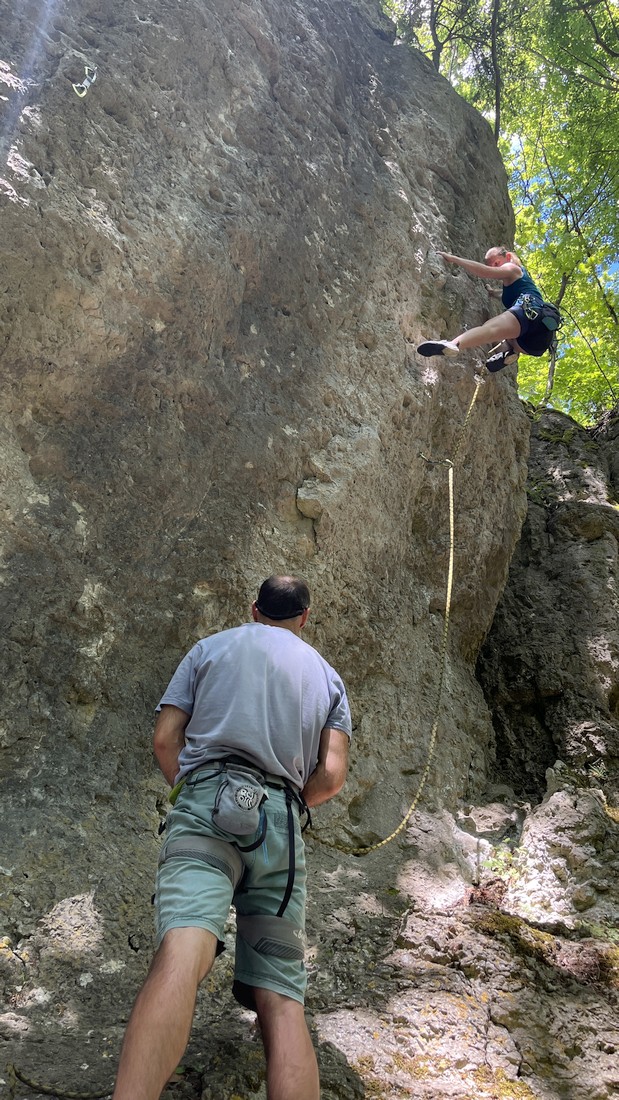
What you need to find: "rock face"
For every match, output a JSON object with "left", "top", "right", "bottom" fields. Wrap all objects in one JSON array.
[
  {"left": 478, "top": 408, "right": 619, "bottom": 802},
  {"left": 478, "top": 407, "right": 619, "bottom": 967},
  {"left": 1, "top": 1, "right": 617, "bottom": 1099}
]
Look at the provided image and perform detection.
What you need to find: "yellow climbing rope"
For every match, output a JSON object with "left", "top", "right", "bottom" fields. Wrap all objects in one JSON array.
[
  {"left": 8, "top": 1062, "right": 112, "bottom": 1099},
  {"left": 315, "top": 375, "right": 484, "bottom": 857}
]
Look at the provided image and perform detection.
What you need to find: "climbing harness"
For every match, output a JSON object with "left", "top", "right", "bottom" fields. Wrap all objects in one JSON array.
[
  {"left": 73, "top": 66, "right": 97, "bottom": 98},
  {"left": 160, "top": 757, "right": 311, "bottom": 946},
  {"left": 520, "top": 294, "right": 562, "bottom": 332},
  {"left": 313, "top": 377, "right": 483, "bottom": 857},
  {"left": 539, "top": 302, "right": 562, "bottom": 332}
]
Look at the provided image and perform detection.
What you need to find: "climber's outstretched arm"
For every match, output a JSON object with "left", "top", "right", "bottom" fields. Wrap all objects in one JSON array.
[{"left": 438, "top": 251, "right": 521, "bottom": 283}]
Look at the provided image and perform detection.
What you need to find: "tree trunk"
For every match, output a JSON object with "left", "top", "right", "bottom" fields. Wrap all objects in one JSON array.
[{"left": 490, "top": 0, "right": 502, "bottom": 140}]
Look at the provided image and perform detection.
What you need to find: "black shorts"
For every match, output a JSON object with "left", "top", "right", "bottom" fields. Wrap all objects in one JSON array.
[{"left": 508, "top": 299, "right": 555, "bottom": 357}]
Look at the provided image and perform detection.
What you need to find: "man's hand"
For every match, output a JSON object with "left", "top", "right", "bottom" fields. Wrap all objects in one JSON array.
[
  {"left": 154, "top": 705, "right": 191, "bottom": 786},
  {"left": 301, "top": 728, "right": 350, "bottom": 808},
  {"left": 437, "top": 251, "right": 459, "bottom": 264}
]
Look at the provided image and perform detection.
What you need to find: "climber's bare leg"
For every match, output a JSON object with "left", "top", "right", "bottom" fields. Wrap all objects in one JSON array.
[{"left": 452, "top": 311, "right": 521, "bottom": 352}]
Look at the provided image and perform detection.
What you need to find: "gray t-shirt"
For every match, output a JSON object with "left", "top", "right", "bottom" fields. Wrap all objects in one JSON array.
[{"left": 157, "top": 622, "right": 352, "bottom": 786}]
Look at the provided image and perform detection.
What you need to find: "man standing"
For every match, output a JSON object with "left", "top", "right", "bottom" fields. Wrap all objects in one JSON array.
[{"left": 112, "top": 575, "right": 352, "bottom": 1100}]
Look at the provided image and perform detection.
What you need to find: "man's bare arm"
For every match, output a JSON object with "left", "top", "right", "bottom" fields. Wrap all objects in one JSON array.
[
  {"left": 153, "top": 704, "right": 191, "bottom": 786},
  {"left": 438, "top": 251, "right": 522, "bottom": 282},
  {"left": 301, "top": 727, "right": 350, "bottom": 808}
]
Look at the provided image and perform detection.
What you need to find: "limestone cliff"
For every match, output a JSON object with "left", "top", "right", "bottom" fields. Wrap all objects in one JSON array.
[{"left": 0, "top": 1, "right": 617, "bottom": 1098}]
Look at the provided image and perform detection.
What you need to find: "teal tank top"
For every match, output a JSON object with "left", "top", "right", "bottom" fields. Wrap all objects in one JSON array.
[{"left": 501, "top": 266, "right": 543, "bottom": 308}]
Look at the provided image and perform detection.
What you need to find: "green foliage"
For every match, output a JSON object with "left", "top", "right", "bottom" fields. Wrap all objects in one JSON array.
[
  {"left": 575, "top": 919, "right": 619, "bottom": 947},
  {"left": 481, "top": 839, "right": 519, "bottom": 883},
  {"left": 382, "top": 0, "right": 619, "bottom": 424},
  {"left": 382, "top": 0, "right": 490, "bottom": 75}
]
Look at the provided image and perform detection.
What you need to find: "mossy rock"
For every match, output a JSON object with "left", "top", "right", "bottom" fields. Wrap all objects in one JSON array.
[
  {"left": 474, "top": 909, "right": 557, "bottom": 965},
  {"left": 473, "top": 1066, "right": 539, "bottom": 1098}
]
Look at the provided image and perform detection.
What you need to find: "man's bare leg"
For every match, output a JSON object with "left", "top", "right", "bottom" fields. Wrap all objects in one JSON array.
[
  {"left": 254, "top": 988, "right": 320, "bottom": 1100},
  {"left": 112, "top": 927, "right": 217, "bottom": 1100}
]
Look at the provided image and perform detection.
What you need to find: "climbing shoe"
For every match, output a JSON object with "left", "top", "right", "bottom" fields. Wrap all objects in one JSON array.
[
  {"left": 486, "top": 348, "right": 519, "bottom": 372},
  {"left": 417, "top": 340, "right": 460, "bottom": 358}
]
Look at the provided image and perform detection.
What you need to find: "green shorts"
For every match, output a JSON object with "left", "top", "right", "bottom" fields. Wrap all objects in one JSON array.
[{"left": 155, "top": 767, "right": 307, "bottom": 1009}]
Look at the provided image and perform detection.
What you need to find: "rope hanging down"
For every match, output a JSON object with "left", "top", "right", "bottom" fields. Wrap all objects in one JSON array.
[
  {"left": 314, "top": 376, "right": 483, "bottom": 857},
  {"left": 8, "top": 1062, "right": 112, "bottom": 1099}
]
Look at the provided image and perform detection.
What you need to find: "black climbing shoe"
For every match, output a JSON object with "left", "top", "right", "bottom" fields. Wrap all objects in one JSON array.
[
  {"left": 486, "top": 348, "right": 519, "bottom": 372},
  {"left": 417, "top": 340, "right": 460, "bottom": 358}
]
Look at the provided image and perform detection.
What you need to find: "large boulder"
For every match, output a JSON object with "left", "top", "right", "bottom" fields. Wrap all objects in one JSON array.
[{"left": 17, "top": 2, "right": 619, "bottom": 1099}]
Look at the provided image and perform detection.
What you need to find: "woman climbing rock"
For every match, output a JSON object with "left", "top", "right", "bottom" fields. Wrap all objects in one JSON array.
[{"left": 417, "top": 246, "right": 560, "bottom": 371}]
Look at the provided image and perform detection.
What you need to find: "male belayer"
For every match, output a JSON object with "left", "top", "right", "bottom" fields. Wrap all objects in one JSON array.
[
  {"left": 417, "top": 246, "right": 560, "bottom": 371},
  {"left": 111, "top": 574, "right": 352, "bottom": 1100}
]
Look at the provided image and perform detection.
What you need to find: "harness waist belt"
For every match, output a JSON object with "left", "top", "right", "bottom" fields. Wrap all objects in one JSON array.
[{"left": 188, "top": 756, "right": 298, "bottom": 792}]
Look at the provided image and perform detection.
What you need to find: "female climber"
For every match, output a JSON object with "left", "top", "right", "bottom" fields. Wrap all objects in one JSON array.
[{"left": 417, "top": 246, "right": 559, "bottom": 371}]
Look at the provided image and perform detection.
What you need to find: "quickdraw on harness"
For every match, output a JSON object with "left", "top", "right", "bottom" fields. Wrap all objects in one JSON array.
[
  {"left": 521, "top": 294, "right": 562, "bottom": 332},
  {"left": 313, "top": 377, "right": 483, "bottom": 857}
]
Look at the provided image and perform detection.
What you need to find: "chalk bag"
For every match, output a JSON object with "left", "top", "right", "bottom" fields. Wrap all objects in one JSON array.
[{"left": 212, "top": 764, "right": 269, "bottom": 835}]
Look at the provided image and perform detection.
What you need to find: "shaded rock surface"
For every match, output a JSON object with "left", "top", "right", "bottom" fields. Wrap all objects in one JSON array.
[
  {"left": 478, "top": 408, "right": 619, "bottom": 804},
  {"left": 477, "top": 409, "right": 619, "bottom": 942},
  {"left": 0, "top": 1, "right": 618, "bottom": 1099}
]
